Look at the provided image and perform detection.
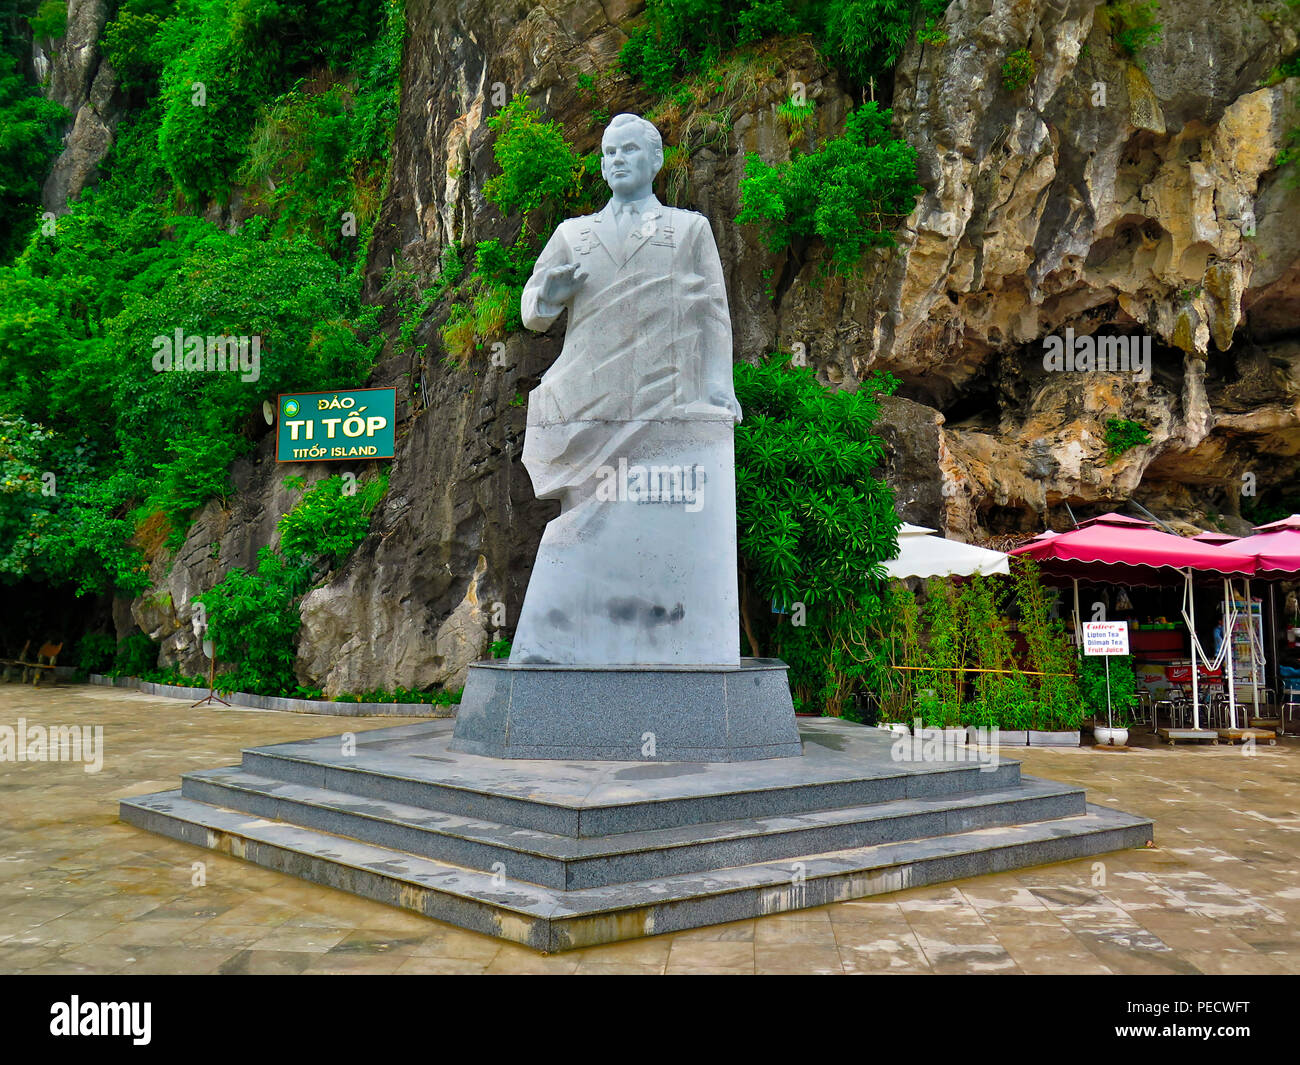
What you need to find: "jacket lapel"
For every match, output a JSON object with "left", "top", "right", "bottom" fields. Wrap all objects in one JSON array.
[{"left": 591, "top": 203, "right": 622, "bottom": 266}]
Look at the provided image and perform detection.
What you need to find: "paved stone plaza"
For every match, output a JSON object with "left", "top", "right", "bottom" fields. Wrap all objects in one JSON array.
[{"left": 2, "top": 684, "right": 1299, "bottom": 975}]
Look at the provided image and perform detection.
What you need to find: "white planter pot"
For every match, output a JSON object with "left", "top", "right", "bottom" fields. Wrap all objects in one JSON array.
[{"left": 1094, "top": 726, "right": 1130, "bottom": 747}]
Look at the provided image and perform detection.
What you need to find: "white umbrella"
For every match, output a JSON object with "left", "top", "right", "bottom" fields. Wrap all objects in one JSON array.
[{"left": 883, "top": 523, "right": 1011, "bottom": 579}]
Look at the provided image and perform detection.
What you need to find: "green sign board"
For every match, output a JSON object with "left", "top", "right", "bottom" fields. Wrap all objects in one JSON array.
[{"left": 276, "top": 388, "right": 396, "bottom": 462}]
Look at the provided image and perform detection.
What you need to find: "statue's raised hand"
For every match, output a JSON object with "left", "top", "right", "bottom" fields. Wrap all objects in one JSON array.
[{"left": 540, "top": 262, "right": 587, "bottom": 306}]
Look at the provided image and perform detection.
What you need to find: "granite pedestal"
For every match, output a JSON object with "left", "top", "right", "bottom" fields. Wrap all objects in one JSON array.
[
  {"left": 449, "top": 658, "right": 802, "bottom": 761},
  {"left": 121, "top": 718, "right": 1153, "bottom": 952}
]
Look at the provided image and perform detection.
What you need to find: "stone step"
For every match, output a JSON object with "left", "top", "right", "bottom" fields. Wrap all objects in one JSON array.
[
  {"left": 119, "top": 790, "right": 1153, "bottom": 952},
  {"left": 236, "top": 722, "right": 1023, "bottom": 837},
  {"left": 180, "top": 767, "right": 1087, "bottom": 890}
]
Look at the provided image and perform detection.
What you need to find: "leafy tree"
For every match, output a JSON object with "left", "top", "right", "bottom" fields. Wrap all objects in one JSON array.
[
  {"left": 198, "top": 547, "right": 314, "bottom": 694},
  {"left": 734, "top": 353, "right": 901, "bottom": 713},
  {"left": 0, "top": 53, "right": 66, "bottom": 258},
  {"left": 737, "top": 103, "right": 924, "bottom": 275},
  {"left": 277, "top": 471, "right": 389, "bottom": 568}
]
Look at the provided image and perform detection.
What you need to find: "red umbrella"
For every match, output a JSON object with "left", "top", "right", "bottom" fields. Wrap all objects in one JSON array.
[
  {"left": 1009, "top": 513, "right": 1257, "bottom": 585},
  {"left": 1011, "top": 513, "right": 1258, "bottom": 732},
  {"left": 1224, "top": 515, "right": 1300, "bottom": 577}
]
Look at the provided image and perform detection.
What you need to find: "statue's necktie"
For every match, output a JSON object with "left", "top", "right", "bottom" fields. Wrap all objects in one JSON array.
[{"left": 616, "top": 203, "right": 639, "bottom": 243}]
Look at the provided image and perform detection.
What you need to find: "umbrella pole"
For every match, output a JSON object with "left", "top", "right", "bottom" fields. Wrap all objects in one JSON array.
[
  {"left": 1223, "top": 578, "right": 1238, "bottom": 730},
  {"left": 1245, "top": 578, "right": 1260, "bottom": 714},
  {"left": 1073, "top": 578, "right": 1082, "bottom": 648},
  {"left": 1270, "top": 583, "right": 1280, "bottom": 704},
  {"left": 1187, "top": 570, "right": 1201, "bottom": 730}
]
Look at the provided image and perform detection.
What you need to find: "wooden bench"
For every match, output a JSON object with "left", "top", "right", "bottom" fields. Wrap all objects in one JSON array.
[{"left": 0, "top": 640, "right": 63, "bottom": 685}]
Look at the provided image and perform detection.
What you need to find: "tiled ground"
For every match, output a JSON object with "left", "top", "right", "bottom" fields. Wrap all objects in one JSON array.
[{"left": 2, "top": 683, "right": 1298, "bottom": 974}]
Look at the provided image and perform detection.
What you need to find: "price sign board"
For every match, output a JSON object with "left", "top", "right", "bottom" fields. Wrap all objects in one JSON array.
[{"left": 1083, "top": 621, "right": 1130, "bottom": 656}]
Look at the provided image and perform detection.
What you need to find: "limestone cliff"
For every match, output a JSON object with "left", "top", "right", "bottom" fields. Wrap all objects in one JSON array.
[{"left": 92, "top": 0, "right": 1299, "bottom": 690}]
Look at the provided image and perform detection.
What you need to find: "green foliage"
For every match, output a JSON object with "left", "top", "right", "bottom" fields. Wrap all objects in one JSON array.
[
  {"left": 1011, "top": 557, "right": 1083, "bottom": 730},
  {"left": 1001, "top": 48, "right": 1035, "bottom": 92},
  {"left": 619, "top": 0, "right": 950, "bottom": 92},
  {"left": 336, "top": 686, "right": 462, "bottom": 704},
  {"left": 112, "top": 631, "right": 160, "bottom": 677},
  {"left": 439, "top": 94, "right": 602, "bottom": 362},
  {"left": 733, "top": 353, "right": 901, "bottom": 713},
  {"left": 776, "top": 96, "right": 815, "bottom": 144},
  {"left": 484, "top": 95, "right": 588, "bottom": 233},
  {"left": 156, "top": 0, "right": 392, "bottom": 205},
  {"left": 277, "top": 470, "right": 389, "bottom": 568},
  {"left": 102, "top": 1, "right": 174, "bottom": 92},
  {"left": 441, "top": 239, "right": 535, "bottom": 362},
  {"left": 0, "top": 52, "right": 67, "bottom": 259},
  {"left": 75, "top": 631, "right": 118, "bottom": 675},
  {"left": 813, "top": 0, "right": 949, "bottom": 84},
  {"left": 1108, "top": 1, "right": 1163, "bottom": 59},
  {"left": 1079, "top": 652, "right": 1137, "bottom": 726},
  {"left": 1104, "top": 417, "right": 1152, "bottom": 461},
  {"left": 489, "top": 638, "right": 512, "bottom": 659},
  {"left": 0, "top": 190, "right": 381, "bottom": 591},
  {"left": 876, "top": 560, "right": 1083, "bottom": 731},
  {"left": 199, "top": 547, "right": 314, "bottom": 695},
  {"left": 737, "top": 103, "right": 924, "bottom": 275},
  {"left": 28, "top": 0, "right": 66, "bottom": 40}
]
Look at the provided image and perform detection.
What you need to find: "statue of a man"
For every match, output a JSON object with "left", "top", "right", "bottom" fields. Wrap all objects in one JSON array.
[{"left": 509, "top": 113, "right": 742, "bottom": 666}]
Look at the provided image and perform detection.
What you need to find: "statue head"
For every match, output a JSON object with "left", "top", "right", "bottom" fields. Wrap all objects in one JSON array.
[{"left": 600, "top": 114, "right": 663, "bottom": 202}]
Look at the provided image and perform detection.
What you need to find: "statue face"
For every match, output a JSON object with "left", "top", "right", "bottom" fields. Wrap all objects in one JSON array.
[{"left": 600, "top": 122, "right": 661, "bottom": 199}]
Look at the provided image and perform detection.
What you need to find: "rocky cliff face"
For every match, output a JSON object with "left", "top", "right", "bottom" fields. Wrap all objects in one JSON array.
[
  {"left": 39, "top": 0, "right": 124, "bottom": 213},
  {"left": 93, "top": 0, "right": 1300, "bottom": 690}
]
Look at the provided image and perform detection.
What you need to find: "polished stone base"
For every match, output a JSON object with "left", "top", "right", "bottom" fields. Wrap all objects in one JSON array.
[
  {"left": 120, "top": 719, "right": 1153, "bottom": 952},
  {"left": 448, "top": 658, "right": 802, "bottom": 761}
]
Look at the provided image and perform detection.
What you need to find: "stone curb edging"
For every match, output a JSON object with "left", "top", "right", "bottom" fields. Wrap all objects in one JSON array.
[{"left": 86, "top": 674, "right": 456, "bottom": 718}]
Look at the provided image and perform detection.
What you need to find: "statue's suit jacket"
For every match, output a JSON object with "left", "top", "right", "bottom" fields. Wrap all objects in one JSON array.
[{"left": 521, "top": 196, "right": 737, "bottom": 433}]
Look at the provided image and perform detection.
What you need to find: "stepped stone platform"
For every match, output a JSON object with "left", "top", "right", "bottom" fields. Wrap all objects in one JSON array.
[{"left": 120, "top": 719, "right": 1153, "bottom": 952}]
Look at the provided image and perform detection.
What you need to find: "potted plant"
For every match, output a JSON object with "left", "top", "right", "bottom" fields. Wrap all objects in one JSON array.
[{"left": 1081, "top": 653, "right": 1137, "bottom": 747}]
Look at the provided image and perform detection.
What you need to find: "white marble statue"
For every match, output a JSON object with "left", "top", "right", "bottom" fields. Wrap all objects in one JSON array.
[{"left": 509, "top": 113, "right": 741, "bottom": 666}]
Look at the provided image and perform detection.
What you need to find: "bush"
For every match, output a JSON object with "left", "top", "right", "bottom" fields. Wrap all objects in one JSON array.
[
  {"left": 113, "top": 631, "right": 159, "bottom": 677},
  {"left": 619, "top": 0, "right": 950, "bottom": 92},
  {"left": 483, "top": 95, "right": 587, "bottom": 233},
  {"left": 737, "top": 103, "right": 924, "bottom": 275},
  {"left": 28, "top": 1, "right": 67, "bottom": 41},
  {"left": 1001, "top": 48, "right": 1035, "bottom": 92},
  {"left": 1079, "top": 652, "right": 1137, "bottom": 726},
  {"left": 734, "top": 353, "right": 901, "bottom": 714},
  {"left": 1104, "top": 418, "right": 1151, "bottom": 461},
  {"left": 0, "top": 54, "right": 67, "bottom": 259},
  {"left": 198, "top": 547, "right": 314, "bottom": 695},
  {"left": 102, "top": 1, "right": 173, "bottom": 92},
  {"left": 75, "top": 631, "right": 118, "bottom": 675},
  {"left": 277, "top": 471, "right": 389, "bottom": 568},
  {"left": 1108, "top": 1, "right": 1162, "bottom": 59}
]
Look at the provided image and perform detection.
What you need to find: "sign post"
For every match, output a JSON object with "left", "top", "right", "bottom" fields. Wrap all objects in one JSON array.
[{"left": 1082, "top": 621, "right": 1130, "bottom": 729}]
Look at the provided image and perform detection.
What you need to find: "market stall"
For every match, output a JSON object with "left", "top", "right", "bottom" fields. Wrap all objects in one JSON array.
[
  {"left": 1223, "top": 515, "right": 1300, "bottom": 734},
  {"left": 1009, "top": 514, "right": 1260, "bottom": 742}
]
